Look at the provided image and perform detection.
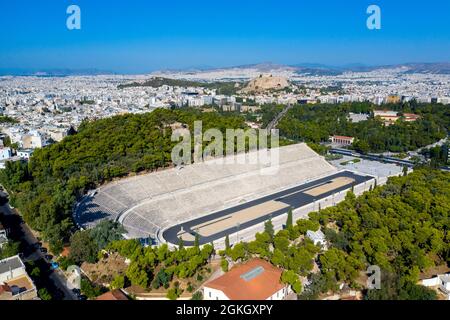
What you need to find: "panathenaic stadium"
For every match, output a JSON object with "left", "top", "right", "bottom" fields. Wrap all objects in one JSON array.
[{"left": 74, "top": 143, "right": 375, "bottom": 249}]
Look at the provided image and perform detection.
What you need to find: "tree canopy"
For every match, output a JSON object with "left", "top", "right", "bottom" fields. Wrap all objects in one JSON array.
[
  {"left": 260, "top": 102, "right": 450, "bottom": 153},
  {"left": 305, "top": 168, "right": 450, "bottom": 299},
  {"left": 0, "top": 109, "right": 248, "bottom": 251}
]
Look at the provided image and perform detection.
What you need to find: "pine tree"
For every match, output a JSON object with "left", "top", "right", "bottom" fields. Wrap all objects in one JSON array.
[
  {"left": 264, "top": 219, "right": 275, "bottom": 240},
  {"left": 286, "top": 209, "right": 293, "bottom": 229},
  {"left": 178, "top": 237, "right": 184, "bottom": 250},
  {"left": 403, "top": 166, "right": 408, "bottom": 177},
  {"left": 194, "top": 233, "right": 200, "bottom": 248},
  {"left": 225, "top": 235, "right": 230, "bottom": 251}
]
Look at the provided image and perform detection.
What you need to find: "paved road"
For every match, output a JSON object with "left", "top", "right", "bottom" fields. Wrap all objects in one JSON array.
[
  {"left": 0, "top": 196, "right": 77, "bottom": 300},
  {"left": 162, "top": 170, "right": 372, "bottom": 246},
  {"left": 416, "top": 137, "right": 448, "bottom": 153},
  {"left": 266, "top": 104, "right": 294, "bottom": 132},
  {"left": 330, "top": 148, "right": 450, "bottom": 172}
]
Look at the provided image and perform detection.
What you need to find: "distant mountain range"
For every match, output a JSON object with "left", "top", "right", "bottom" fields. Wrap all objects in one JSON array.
[
  {"left": 1, "top": 62, "right": 450, "bottom": 76},
  {"left": 0, "top": 68, "right": 117, "bottom": 77},
  {"left": 237, "top": 62, "right": 450, "bottom": 76}
]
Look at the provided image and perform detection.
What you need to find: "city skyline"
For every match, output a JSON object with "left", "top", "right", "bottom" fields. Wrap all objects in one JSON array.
[{"left": 1, "top": 0, "right": 450, "bottom": 73}]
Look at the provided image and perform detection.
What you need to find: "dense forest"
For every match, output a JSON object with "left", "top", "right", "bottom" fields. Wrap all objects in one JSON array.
[
  {"left": 260, "top": 102, "right": 450, "bottom": 153},
  {"left": 118, "top": 77, "right": 244, "bottom": 96},
  {"left": 314, "top": 168, "right": 449, "bottom": 299},
  {"left": 106, "top": 239, "right": 214, "bottom": 299},
  {"left": 0, "top": 109, "right": 248, "bottom": 252}
]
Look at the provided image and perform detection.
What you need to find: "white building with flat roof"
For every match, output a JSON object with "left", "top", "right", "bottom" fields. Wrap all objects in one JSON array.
[
  {"left": 0, "top": 255, "right": 38, "bottom": 300},
  {"left": 306, "top": 229, "right": 327, "bottom": 248},
  {"left": 421, "top": 274, "right": 450, "bottom": 300},
  {"left": 0, "top": 147, "right": 12, "bottom": 160},
  {"left": 17, "top": 149, "right": 34, "bottom": 160}
]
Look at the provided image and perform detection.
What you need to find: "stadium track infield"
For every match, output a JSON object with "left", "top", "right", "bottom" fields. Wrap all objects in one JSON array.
[{"left": 162, "top": 170, "right": 372, "bottom": 246}]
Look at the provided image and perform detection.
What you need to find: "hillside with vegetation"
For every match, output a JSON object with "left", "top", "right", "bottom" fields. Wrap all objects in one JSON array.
[
  {"left": 259, "top": 102, "right": 450, "bottom": 153},
  {"left": 314, "top": 169, "right": 449, "bottom": 299},
  {"left": 0, "top": 109, "right": 248, "bottom": 252},
  {"left": 118, "top": 77, "right": 244, "bottom": 95},
  {"left": 219, "top": 168, "right": 449, "bottom": 300}
]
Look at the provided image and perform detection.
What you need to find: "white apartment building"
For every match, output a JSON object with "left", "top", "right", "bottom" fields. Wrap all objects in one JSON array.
[
  {"left": 421, "top": 274, "right": 450, "bottom": 300},
  {"left": 17, "top": 149, "right": 34, "bottom": 160},
  {"left": 21, "top": 131, "right": 44, "bottom": 149},
  {"left": 0, "top": 147, "right": 12, "bottom": 160}
]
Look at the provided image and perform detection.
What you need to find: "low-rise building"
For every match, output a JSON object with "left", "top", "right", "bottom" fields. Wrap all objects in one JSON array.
[
  {"left": 330, "top": 135, "right": 355, "bottom": 146},
  {"left": 348, "top": 113, "right": 369, "bottom": 123},
  {"left": 386, "top": 95, "right": 401, "bottom": 104},
  {"left": 21, "top": 131, "right": 44, "bottom": 149},
  {"left": 203, "top": 258, "right": 291, "bottom": 300},
  {"left": 374, "top": 110, "right": 400, "bottom": 125},
  {"left": 0, "top": 147, "right": 12, "bottom": 160},
  {"left": 306, "top": 229, "right": 327, "bottom": 248},
  {"left": 0, "top": 223, "right": 7, "bottom": 249},
  {"left": 17, "top": 149, "right": 34, "bottom": 160},
  {"left": 421, "top": 274, "right": 450, "bottom": 300},
  {"left": 373, "top": 110, "right": 420, "bottom": 126},
  {"left": 96, "top": 289, "right": 129, "bottom": 300},
  {"left": 402, "top": 113, "right": 421, "bottom": 122},
  {"left": 0, "top": 255, "right": 38, "bottom": 300}
]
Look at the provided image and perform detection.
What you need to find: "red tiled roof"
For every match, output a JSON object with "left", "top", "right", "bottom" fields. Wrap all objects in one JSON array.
[
  {"left": 204, "top": 258, "right": 285, "bottom": 300},
  {"left": 332, "top": 135, "right": 354, "bottom": 140},
  {"left": 96, "top": 289, "right": 128, "bottom": 301},
  {"left": 403, "top": 113, "right": 420, "bottom": 118},
  {"left": 60, "top": 246, "right": 71, "bottom": 258}
]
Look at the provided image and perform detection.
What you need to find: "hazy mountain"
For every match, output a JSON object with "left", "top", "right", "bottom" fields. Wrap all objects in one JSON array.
[
  {"left": 232, "top": 62, "right": 294, "bottom": 71},
  {"left": 400, "top": 62, "right": 450, "bottom": 74},
  {"left": 290, "top": 62, "right": 450, "bottom": 75},
  {"left": 2, "top": 62, "right": 449, "bottom": 77},
  {"left": 0, "top": 68, "right": 116, "bottom": 76}
]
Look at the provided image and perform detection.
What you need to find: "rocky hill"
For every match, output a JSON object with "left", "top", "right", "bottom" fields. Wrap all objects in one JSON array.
[{"left": 240, "top": 74, "right": 290, "bottom": 93}]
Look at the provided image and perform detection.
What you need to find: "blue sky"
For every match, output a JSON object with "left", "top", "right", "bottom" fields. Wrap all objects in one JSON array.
[{"left": 1, "top": 0, "right": 449, "bottom": 73}]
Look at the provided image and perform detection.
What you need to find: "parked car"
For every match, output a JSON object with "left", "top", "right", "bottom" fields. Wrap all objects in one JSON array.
[
  {"left": 72, "top": 288, "right": 81, "bottom": 296},
  {"left": 39, "top": 247, "right": 47, "bottom": 253},
  {"left": 50, "top": 262, "right": 59, "bottom": 270}
]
